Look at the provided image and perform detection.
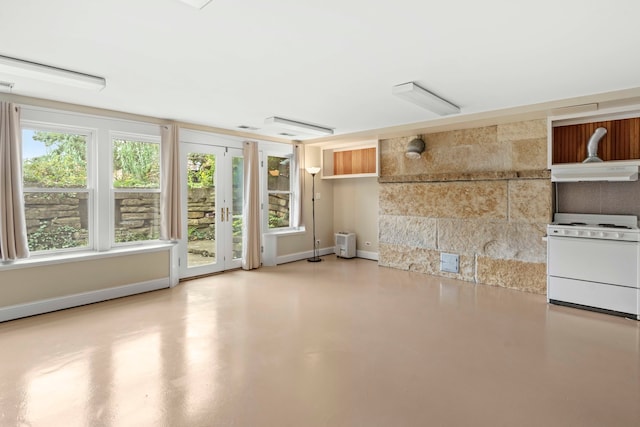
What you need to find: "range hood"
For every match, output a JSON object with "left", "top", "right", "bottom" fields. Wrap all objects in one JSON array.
[{"left": 551, "top": 161, "right": 640, "bottom": 182}]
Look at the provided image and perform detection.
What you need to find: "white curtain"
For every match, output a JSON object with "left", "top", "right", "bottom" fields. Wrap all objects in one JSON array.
[
  {"left": 290, "top": 142, "right": 304, "bottom": 228},
  {"left": 242, "top": 141, "right": 261, "bottom": 270},
  {"left": 0, "top": 102, "right": 29, "bottom": 261},
  {"left": 160, "top": 124, "right": 182, "bottom": 240}
]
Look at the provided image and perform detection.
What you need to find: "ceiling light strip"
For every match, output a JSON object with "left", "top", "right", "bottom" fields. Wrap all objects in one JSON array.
[
  {"left": 264, "top": 116, "right": 334, "bottom": 136},
  {"left": 393, "top": 82, "right": 460, "bottom": 115},
  {"left": 176, "top": 0, "right": 213, "bottom": 9},
  {"left": 0, "top": 55, "right": 106, "bottom": 90}
]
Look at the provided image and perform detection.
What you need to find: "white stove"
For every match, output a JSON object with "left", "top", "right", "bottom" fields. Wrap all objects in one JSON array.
[
  {"left": 547, "top": 213, "right": 640, "bottom": 320},
  {"left": 548, "top": 213, "right": 640, "bottom": 242}
]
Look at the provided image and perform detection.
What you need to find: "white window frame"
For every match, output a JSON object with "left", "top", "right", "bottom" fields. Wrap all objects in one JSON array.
[
  {"left": 110, "top": 131, "right": 162, "bottom": 247},
  {"left": 261, "top": 144, "right": 297, "bottom": 233},
  {"left": 20, "top": 121, "right": 96, "bottom": 254}
]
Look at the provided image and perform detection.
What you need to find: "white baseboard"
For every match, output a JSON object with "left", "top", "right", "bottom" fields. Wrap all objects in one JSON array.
[
  {"left": 274, "top": 247, "right": 378, "bottom": 265},
  {"left": 275, "top": 247, "right": 335, "bottom": 265},
  {"left": 0, "top": 278, "right": 170, "bottom": 323},
  {"left": 356, "top": 250, "right": 379, "bottom": 261}
]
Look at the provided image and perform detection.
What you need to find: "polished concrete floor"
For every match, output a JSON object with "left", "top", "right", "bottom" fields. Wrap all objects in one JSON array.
[{"left": 1, "top": 256, "right": 639, "bottom": 427}]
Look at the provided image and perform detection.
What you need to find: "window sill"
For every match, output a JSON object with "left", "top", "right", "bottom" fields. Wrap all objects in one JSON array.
[
  {"left": 263, "top": 227, "right": 306, "bottom": 237},
  {"left": 0, "top": 242, "right": 176, "bottom": 271}
]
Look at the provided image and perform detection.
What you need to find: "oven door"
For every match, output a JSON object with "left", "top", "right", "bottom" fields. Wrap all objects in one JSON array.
[{"left": 547, "top": 236, "right": 640, "bottom": 287}]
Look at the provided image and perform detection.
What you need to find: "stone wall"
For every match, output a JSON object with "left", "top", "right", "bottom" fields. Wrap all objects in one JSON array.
[
  {"left": 378, "top": 119, "right": 551, "bottom": 294},
  {"left": 187, "top": 187, "right": 216, "bottom": 239}
]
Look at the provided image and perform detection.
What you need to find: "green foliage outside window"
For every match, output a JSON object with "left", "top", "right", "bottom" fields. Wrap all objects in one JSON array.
[
  {"left": 187, "top": 153, "right": 215, "bottom": 189},
  {"left": 23, "top": 132, "right": 87, "bottom": 188},
  {"left": 113, "top": 140, "right": 160, "bottom": 188}
]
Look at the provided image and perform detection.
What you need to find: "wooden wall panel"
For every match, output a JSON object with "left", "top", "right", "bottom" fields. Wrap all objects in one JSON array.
[
  {"left": 553, "top": 117, "right": 640, "bottom": 164},
  {"left": 333, "top": 148, "right": 376, "bottom": 175}
]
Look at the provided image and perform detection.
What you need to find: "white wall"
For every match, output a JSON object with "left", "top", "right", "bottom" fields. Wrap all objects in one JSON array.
[{"left": 332, "top": 177, "right": 379, "bottom": 255}]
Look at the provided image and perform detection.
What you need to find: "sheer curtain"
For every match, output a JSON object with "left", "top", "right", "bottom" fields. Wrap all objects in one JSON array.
[
  {"left": 160, "top": 124, "right": 182, "bottom": 241},
  {"left": 0, "top": 102, "right": 29, "bottom": 261},
  {"left": 242, "top": 141, "right": 261, "bottom": 270},
  {"left": 290, "top": 142, "right": 305, "bottom": 228}
]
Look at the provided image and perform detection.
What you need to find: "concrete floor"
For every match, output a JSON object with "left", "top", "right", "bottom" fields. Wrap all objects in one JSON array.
[{"left": 1, "top": 255, "right": 639, "bottom": 426}]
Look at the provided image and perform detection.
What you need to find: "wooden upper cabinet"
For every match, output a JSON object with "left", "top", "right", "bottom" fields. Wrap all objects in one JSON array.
[
  {"left": 333, "top": 147, "right": 376, "bottom": 175},
  {"left": 552, "top": 117, "right": 640, "bottom": 164},
  {"left": 321, "top": 142, "right": 379, "bottom": 179}
]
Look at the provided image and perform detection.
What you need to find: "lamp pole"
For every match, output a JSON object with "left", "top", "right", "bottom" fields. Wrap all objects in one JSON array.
[{"left": 306, "top": 167, "right": 321, "bottom": 262}]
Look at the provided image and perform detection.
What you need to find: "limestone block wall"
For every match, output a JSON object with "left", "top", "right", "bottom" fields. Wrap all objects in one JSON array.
[{"left": 378, "top": 120, "right": 551, "bottom": 294}]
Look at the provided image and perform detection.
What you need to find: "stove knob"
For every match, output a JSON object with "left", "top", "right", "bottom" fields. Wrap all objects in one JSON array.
[
  {"left": 617, "top": 232, "right": 624, "bottom": 239},
  {"left": 588, "top": 231, "right": 595, "bottom": 237},
  {"left": 598, "top": 231, "right": 605, "bottom": 238}
]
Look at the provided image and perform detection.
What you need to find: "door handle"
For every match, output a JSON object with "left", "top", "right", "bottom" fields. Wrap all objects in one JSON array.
[
  {"left": 226, "top": 207, "right": 230, "bottom": 222},
  {"left": 221, "top": 207, "right": 225, "bottom": 222}
]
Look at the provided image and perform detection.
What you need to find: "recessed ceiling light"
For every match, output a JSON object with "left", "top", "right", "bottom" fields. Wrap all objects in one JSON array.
[
  {"left": 238, "top": 125, "right": 259, "bottom": 130},
  {"left": 176, "top": 0, "right": 213, "bottom": 9}
]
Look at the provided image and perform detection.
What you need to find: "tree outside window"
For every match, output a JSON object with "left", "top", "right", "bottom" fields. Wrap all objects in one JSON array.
[
  {"left": 22, "top": 130, "right": 90, "bottom": 252},
  {"left": 267, "top": 155, "right": 291, "bottom": 229},
  {"left": 112, "top": 139, "right": 161, "bottom": 243}
]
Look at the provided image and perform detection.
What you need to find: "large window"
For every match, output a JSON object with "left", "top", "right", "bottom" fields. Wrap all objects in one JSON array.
[
  {"left": 266, "top": 154, "right": 291, "bottom": 229},
  {"left": 22, "top": 129, "right": 91, "bottom": 252},
  {"left": 112, "top": 137, "right": 161, "bottom": 243}
]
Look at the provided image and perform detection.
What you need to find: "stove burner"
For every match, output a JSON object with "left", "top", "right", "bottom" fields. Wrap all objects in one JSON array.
[
  {"left": 557, "top": 222, "right": 587, "bottom": 226},
  {"left": 598, "top": 223, "right": 632, "bottom": 229}
]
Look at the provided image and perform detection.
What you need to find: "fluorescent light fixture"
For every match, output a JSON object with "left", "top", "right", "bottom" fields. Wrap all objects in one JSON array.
[
  {"left": 176, "top": 0, "right": 213, "bottom": 9},
  {"left": 265, "top": 116, "right": 334, "bottom": 136},
  {"left": 0, "top": 81, "right": 14, "bottom": 92},
  {"left": 393, "top": 82, "right": 460, "bottom": 115},
  {"left": 0, "top": 55, "right": 106, "bottom": 90}
]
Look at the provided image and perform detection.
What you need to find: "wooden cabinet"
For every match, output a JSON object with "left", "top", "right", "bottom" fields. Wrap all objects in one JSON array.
[
  {"left": 548, "top": 107, "right": 640, "bottom": 167},
  {"left": 321, "top": 141, "right": 378, "bottom": 179}
]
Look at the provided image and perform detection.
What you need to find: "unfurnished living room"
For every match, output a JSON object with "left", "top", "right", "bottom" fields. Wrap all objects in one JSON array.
[{"left": 1, "top": 1, "right": 639, "bottom": 426}]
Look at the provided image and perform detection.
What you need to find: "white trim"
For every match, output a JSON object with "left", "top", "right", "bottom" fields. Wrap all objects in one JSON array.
[
  {"left": 356, "top": 250, "right": 379, "bottom": 261},
  {"left": 274, "top": 246, "right": 337, "bottom": 265},
  {"left": 0, "top": 242, "right": 174, "bottom": 271},
  {"left": 0, "top": 278, "right": 170, "bottom": 323}
]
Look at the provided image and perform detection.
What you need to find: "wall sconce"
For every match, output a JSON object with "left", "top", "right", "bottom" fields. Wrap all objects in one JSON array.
[{"left": 405, "top": 138, "right": 425, "bottom": 159}]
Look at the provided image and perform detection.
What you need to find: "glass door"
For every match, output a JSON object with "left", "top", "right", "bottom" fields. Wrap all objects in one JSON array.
[{"left": 180, "top": 143, "right": 243, "bottom": 278}]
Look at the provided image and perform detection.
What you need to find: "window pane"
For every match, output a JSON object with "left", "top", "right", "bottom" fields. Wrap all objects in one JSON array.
[
  {"left": 22, "top": 130, "right": 87, "bottom": 188},
  {"left": 114, "top": 192, "right": 160, "bottom": 242},
  {"left": 268, "top": 193, "right": 290, "bottom": 228},
  {"left": 24, "top": 192, "right": 89, "bottom": 251},
  {"left": 113, "top": 140, "right": 160, "bottom": 189},
  {"left": 187, "top": 153, "right": 216, "bottom": 267},
  {"left": 267, "top": 156, "right": 290, "bottom": 192},
  {"left": 232, "top": 156, "right": 243, "bottom": 259}
]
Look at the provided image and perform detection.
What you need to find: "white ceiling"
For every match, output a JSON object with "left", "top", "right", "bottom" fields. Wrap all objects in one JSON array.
[{"left": 2, "top": 0, "right": 640, "bottom": 141}]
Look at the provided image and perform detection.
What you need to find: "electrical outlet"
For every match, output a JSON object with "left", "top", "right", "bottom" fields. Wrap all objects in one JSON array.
[
  {"left": 440, "top": 253, "right": 459, "bottom": 273},
  {"left": 315, "top": 239, "right": 320, "bottom": 246},
  {"left": 315, "top": 192, "right": 321, "bottom": 200},
  {"left": 365, "top": 241, "right": 371, "bottom": 246}
]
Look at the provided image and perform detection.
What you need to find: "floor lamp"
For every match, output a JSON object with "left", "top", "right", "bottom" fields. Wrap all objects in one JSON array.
[{"left": 306, "top": 166, "right": 322, "bottom": 262}]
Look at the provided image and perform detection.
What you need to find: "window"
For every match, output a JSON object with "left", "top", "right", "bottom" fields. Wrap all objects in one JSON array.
[
  {"left": 22, "top": 128, "right": 91, "bottom": 252},
  {"left": 112, "top": 137, "right": 161, "bottom": 243},
  {"left": 266, "top": 154, "right": 291, "bottom": 229}
]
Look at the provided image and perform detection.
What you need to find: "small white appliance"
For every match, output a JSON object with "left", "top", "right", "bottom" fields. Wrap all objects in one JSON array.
[{"left": 335, "top": 232, "right": 356, "bottom": 258}]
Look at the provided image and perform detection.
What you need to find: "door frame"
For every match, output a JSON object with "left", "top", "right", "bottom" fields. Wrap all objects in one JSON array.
[{"left": 178, "top": 130, "right": 245, "bottom": 279}]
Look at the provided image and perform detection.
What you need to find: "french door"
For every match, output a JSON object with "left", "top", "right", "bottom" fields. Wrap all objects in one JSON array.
[{"left": 179, "top": 142, "right": 244, "bottom": 278}]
